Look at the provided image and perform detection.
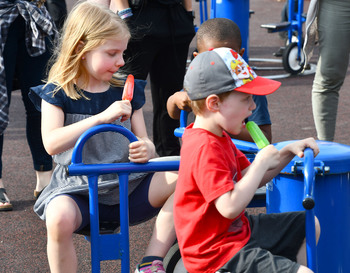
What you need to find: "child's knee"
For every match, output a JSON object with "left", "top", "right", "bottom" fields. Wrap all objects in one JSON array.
[
  {"left": 46, "top": 210, "right": 77, "bottom": 237},
  {"left": 297, "top": 265, "right": 313, "bottom": 273},
  {"left": 45, "top": 198, "right": 81, "bottom": 237}
]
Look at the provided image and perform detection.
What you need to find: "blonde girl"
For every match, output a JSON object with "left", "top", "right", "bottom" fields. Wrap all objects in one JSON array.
[{"left": 29, "top": 2, "right": 177, "bottom": 272}]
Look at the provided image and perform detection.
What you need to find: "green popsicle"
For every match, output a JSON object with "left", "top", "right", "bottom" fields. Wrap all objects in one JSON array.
[{"left": 246, "top": 121, "right": 270, "bottom": 149}]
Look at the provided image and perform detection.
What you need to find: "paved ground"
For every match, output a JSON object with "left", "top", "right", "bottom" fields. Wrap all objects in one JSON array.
[{"left": 1, "top": 0, "right": 350, "bottom": 272}]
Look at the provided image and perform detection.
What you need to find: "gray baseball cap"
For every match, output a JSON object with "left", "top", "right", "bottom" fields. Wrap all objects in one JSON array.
[{"left": 184, "top": 47, "right": 281, "bottom": 100}]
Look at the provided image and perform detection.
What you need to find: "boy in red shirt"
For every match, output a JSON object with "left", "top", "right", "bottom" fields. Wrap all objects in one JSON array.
[{"left": 174, "top": 47, "right": 320, "bottom": 273}]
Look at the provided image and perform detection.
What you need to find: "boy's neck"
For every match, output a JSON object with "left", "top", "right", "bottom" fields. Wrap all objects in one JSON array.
[{"left": 193, "top": 115, "right": 223, "bottom": 137}]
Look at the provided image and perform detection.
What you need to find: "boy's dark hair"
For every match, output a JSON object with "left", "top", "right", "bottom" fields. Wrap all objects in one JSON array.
[{"left": 196, "top": 18, "right": 242, "bottom": 51}]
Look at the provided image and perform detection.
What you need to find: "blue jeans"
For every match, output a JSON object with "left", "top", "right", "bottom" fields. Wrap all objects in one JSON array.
[{"left": 1, "top": 16, "right": 53, "bottom": 178}]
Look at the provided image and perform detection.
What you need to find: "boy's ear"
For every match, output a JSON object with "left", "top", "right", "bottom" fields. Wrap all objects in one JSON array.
[
  {"left": 206, "top": 95, "right": 220, "bottom": 112},
  {"left": 75, "top": 41, "right": 85, "bottom": 55},
  {"left": 192, "top": 51, "right": 199, "bottom": 58}
]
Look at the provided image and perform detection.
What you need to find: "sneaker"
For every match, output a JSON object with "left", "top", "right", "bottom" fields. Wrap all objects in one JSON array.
[{"left": 134, "top": 260, "right": 166, "bottom": 273}]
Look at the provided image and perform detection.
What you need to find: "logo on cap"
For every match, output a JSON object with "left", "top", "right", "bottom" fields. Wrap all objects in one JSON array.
[{"left": 215, "top": 48, "right": 257, "bottom": 89}]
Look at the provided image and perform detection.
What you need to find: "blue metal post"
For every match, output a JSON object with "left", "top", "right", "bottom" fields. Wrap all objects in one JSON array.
[
  {"left": 303, "top": 148, "right": 317, "bottom": 272},
  {"left": 214, "top": 0, "right": 250, "bottom": 62},
  {"left": 88, "top": 175, "right": 101, "bottom": 273},
  {"left": 199, "top": 0, "right": 208, "bottom": 25},
  {"left": 119, "top": 173, "right": 130, "bottom": 273},
  {"left": 296, "top": 0, "right": 304, "bottom": 60}
]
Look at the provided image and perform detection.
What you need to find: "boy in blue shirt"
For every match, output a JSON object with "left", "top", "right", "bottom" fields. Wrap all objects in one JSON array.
[{"left": 167, "top": 18, "right": 272, "bottom": 142}]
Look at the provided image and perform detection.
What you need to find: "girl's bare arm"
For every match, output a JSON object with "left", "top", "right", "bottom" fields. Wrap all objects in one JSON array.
[{"left": 41, "top": 99, "right": 131, "bottom": 155}]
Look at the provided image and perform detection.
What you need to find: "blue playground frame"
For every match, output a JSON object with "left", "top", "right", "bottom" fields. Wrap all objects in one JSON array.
[
  {"left": 68, "top": 124, "right": 180, "bottom": 273},
  {"left": 67, "top": 121, "right": 317, "bottom": 272}
]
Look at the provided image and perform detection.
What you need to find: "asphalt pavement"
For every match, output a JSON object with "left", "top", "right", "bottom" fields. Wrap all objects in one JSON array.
[{"left": 1, "top": 0, "right": 350, "bottom": 272}]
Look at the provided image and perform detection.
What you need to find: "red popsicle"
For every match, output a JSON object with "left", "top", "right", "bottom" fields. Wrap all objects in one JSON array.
[{"left": 122, "top": 74, "right": 134, "bottom": 101}]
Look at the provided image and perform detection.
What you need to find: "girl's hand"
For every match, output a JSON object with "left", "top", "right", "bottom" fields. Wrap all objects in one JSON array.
[
  {"left": 128, "top": 138, "right": 153, "bottom": 163},
  {"left": 99, "top": 100, "right": 131, "bottom": 123},
  {"left": 254, "top": 145, "right": 280, "bottom": 171},
  {"left": 289, "top": 137, "right": 319, "bottom": 158}
]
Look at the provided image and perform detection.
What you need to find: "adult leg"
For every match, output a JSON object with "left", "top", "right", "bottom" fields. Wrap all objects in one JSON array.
[
  {"left": 312, "top": 0, "right": 350, "bottom": 141},
  {"left": 0, "top": 16, "right": 22, "bottom": 210},
  {"left": 45, "top": 0, "right": 67, "bottom": 30},
  {"left": 17, "top": 30, "right": 53, "bottom": 195},
  {"left": 150, "top": 38, "right": 192, "bottom": 156},
  {"left": 120, "top": 34, "right": 155, "bottom": 81},
  {"left": 46, "top": 195, "right": 83, "bottom": 273}
]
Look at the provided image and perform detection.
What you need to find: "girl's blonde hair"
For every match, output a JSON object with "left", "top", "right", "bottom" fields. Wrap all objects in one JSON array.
[{"left": 47, "top": 1, "right": 131, "bottom": 99}]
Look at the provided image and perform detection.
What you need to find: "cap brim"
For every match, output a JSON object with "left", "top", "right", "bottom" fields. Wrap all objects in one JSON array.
[{"left": 234, "top": 76, "right": 281, "bottom": 95}]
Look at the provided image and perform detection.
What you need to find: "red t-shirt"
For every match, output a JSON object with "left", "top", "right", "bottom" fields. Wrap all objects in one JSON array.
[{"left": 174, "top": 124, "right": 251, "bottom": 273}]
